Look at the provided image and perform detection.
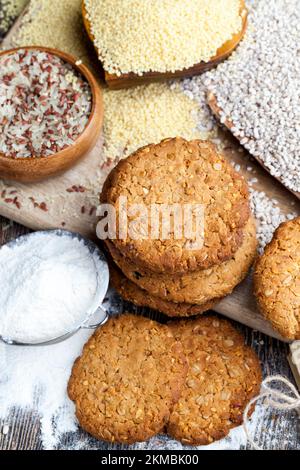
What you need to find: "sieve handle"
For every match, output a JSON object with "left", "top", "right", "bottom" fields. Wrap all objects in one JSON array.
[{"left": 82, "top": 306, "right": 109, "bottom": 330}]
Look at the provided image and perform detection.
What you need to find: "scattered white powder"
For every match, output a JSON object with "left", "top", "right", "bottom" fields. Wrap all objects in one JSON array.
[
  {"left": 0, "top": 328, "right": 92, "bottom": 449},
  {"left": 0, "top": 288, "right": 119, "bottom": 450},
  {"left": 0, "top": 232, "right": 98, "bottom": 343}
]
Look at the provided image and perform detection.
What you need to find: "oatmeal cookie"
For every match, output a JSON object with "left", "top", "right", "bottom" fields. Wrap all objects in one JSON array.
[
  {"left": 109, "top": 261, "right": 219, "bottom": 317},
  {"left": 107, "top": 217, "right": 257, "bottom": 305},
  {"left": 68, "top": 314, "right": 188, "bottom": 444},
  {"left": 100, "top": 137, "right": 250, "bottom": 274},
  {"left": 254, "top": 217, "right": 300, "bottom": 340},
  {"left": 166, "top": 316, "right": 262, "bottom": 446}
]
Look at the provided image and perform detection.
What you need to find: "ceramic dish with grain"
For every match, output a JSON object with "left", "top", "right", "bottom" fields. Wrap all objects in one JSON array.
[{"left": 0, "top": 46, "right": 103, "bottom": 183}]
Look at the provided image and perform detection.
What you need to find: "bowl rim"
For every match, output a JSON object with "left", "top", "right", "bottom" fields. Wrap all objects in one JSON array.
[{"left": 0, "top": 45, "right": 101, "bottom": 162}]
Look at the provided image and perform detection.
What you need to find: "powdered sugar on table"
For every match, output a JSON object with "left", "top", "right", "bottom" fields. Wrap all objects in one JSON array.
[{"left": 0, "top": 232, "right": 98, "bottom": 343}]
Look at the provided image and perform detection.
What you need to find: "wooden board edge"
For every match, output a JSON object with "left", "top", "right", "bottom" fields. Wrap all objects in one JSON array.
[{"left": 215, "top": 300, "right": 288, "bottom": 342}]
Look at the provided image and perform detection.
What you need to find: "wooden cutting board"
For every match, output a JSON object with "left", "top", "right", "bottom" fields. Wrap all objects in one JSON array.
[{"left": 1, "top": 10, "right": 300, "bottom": 342}]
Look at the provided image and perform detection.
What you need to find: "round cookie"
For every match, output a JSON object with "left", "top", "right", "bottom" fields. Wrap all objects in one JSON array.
[
  {"left": 107, "top": 217, "right": 257, "bottom": 305},
  {"left": 166, "top": 316, "right": 262, "bottom": 446},
  {"left": 109, "top": 261, "right": 219, "bottom": 317},
  {"left": 68, "top": 314, "right": 188, "bottom": 444},
  {"left": 100, "top": 137, "right": 250, "bottom": 274},
  {"left": 254, "top": 217, "right": 300, "bottom": 340}
]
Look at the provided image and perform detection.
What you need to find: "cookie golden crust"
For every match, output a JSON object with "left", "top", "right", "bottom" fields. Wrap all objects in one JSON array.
[
  {"left": 109, "top": 261, "right": 219, "bottom": 317},
  {"left": 68, "top": 314, "right": 188, "bottom": 444},
  {"left": 254, "top": 217, "right": 300, "bottom": 340},
  {"left": 166, "top": 317, "right": 262, "bottom": 446},
  {"left": 100, "top": 137, "right": 250, "bottom": 274},
  {"left": 107, "top": 217, "right": 257, "bottom": 305}
]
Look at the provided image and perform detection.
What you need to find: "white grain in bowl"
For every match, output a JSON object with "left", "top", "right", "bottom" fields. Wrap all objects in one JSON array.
[{"left": 0, "top": 48, "right": 92, "bottom": 158}]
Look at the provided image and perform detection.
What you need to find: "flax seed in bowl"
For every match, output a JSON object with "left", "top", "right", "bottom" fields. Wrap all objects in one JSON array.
[{"left": 0, "top": 47, "right": 103, "bottom": 182}]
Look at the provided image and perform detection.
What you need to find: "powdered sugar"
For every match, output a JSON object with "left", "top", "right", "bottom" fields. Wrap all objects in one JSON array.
[
  {"left": 0, "top": 328, "right": 92, "bottom": 448},
  {"left": 0, "top": 231, "right": 98, "bottom": 343}
]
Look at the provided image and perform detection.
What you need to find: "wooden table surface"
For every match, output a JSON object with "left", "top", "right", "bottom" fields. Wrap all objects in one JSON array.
[{"left": 0, "top": 3, "right": 299, "bottom": 451}]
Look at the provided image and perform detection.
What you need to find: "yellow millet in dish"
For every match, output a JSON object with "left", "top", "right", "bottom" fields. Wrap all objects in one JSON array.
[
  {"left": 102, "top": 83, "right": 210, "bottom": 162},
  {"left": 84, "top": 0, "right": 244, "bottom": 76}
]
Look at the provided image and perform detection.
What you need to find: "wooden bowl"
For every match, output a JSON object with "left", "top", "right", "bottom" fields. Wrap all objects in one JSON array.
[
  {"left": 0, "top": 46, "right": 103, "bottom": 183},
  {"left": 82, "top": 0, "right": 247, "bottom": 90}
]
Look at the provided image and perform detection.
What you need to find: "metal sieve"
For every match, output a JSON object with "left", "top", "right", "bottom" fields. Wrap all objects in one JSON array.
[{"left": 0, "top": 230, "right": 110, "bottom": 347}]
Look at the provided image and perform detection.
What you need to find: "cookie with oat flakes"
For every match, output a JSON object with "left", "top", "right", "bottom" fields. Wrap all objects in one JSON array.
[
  {"left": 107, "top": 217, "right": 257, "bottom": 306},
  {"left": 100, "top": 137, "right": 250, "bottom": 274},
  {"left": 254, "top": 217, "right": 300, "bottom": 340},
  {"left": 166, "top": 316, "right": 262, "bottom": 446},
  {"left": 109, "top": 261, "right": 220, "bottom": 317},
  {"left": 68, "top": 314, "right": 188, "bottom": 444}
]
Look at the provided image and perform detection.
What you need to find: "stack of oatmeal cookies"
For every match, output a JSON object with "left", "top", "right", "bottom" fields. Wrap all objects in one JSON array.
[
  {"left": 100, "top": 137, "right": 258, "bottom": 318},
  {"left": 68, "top": 137, "right": 263, "bottom": 446},
  {"left": 68, "top": 314, "right": 262, "bottom": 445}
]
